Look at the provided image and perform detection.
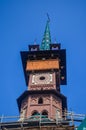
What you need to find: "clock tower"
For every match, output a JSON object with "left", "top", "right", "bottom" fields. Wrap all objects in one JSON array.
[{"left": 17, "top": 18, "right": 67, "bottom": 120}]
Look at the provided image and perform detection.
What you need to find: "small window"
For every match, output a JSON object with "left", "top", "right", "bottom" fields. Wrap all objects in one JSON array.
[
  {"left": 52, "top": 46, "right": 59, "bottom": 50},
  {"left": 32, "top": 111, "right": 39, "bottom": 116},
  {"left": 42, "top": 110, "right": 48, "bottom": 118},
  {"left": 38, "top": 97, "right": 43, "bottom": 104},
  {"left": 39, "top": 76, "right": 45, "bottom": 80},
  {"left": 31, "top": 48, "right": 37, "bottom": 51}
]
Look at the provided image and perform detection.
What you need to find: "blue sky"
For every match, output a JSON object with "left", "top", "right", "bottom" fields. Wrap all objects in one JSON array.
[{"left": 0, "top": 0, "right": 86, "bottom": 117}]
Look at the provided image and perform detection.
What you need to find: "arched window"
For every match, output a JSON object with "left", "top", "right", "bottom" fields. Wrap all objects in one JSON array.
[
  {"left": 32, "top": 110, "right": 39, "bottom": 116},
  {"left": 38, "top": 97, "right": 43, "bottom": 104},
  {"left": 42, "top": 110, "right": 48, "bottom": 118}
]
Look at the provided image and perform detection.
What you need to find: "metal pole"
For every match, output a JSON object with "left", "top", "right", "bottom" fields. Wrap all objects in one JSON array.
[
  {"left": 56, "top": 110, "right": 58, "bottom": 125},
  {"left": 39, "top": 113, "right": 41, "bottom": 130},
  {"left": 70, "top": 111, "right": 74, "bottom": 126},
  {"left": 0, "top": 115, "right": 4, "bottom": 130},
  {"left": 0, "top": 115, "right": 4, "bottom": 123}
]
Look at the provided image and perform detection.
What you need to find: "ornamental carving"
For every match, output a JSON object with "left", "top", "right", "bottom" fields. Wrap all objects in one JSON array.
[
  {"left": 30, "top": 96, "right": 37, "bottom": 105},
  {"left": 44, "top": 97, "right": 50, "bottom": 104},
  {"left": 21, "top": 98, "right": 28, "bottom": 110}
]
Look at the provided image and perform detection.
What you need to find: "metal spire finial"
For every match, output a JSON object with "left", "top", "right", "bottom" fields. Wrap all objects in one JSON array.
[
  {"left": 34, "top": 38, "right": 37, "bottom": 45},
  {"left": 47, "top": 13, "right": 50, "bottom": 22},
  {"left": 40, "top": 15, "right": 51, "bottom": 50}
]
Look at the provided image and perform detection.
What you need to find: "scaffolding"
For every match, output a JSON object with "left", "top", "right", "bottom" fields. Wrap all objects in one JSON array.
[{"left": 0, "top": 111, "right": 86, "bottom": 130}]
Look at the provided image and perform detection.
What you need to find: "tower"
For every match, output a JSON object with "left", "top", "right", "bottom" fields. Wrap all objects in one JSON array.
[{"left": 17, "top": 18, "right": 67, "bottom": 121}]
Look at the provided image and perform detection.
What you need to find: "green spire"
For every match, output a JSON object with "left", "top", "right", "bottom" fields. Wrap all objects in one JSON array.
[{"left": 40, "top": 16, "right": 51, "bottom": 50}]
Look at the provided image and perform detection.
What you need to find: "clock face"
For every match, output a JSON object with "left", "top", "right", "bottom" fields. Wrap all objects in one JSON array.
[{"left": 32, "top": 73, "right": 53, "bottom": 85}]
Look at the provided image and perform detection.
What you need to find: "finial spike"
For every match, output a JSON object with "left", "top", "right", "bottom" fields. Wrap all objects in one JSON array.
[
  {"left": 40, "top": 15, "right": 51, "bottom": 50},
  {"left": 47, "top": 13, "right": 50, "bottom": 22},
  {"left": 34, "top": 38, "right": 37, "bottom": 45},
  {"left": 54, "top": 38, "right": 57, "bottom": 43}
]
